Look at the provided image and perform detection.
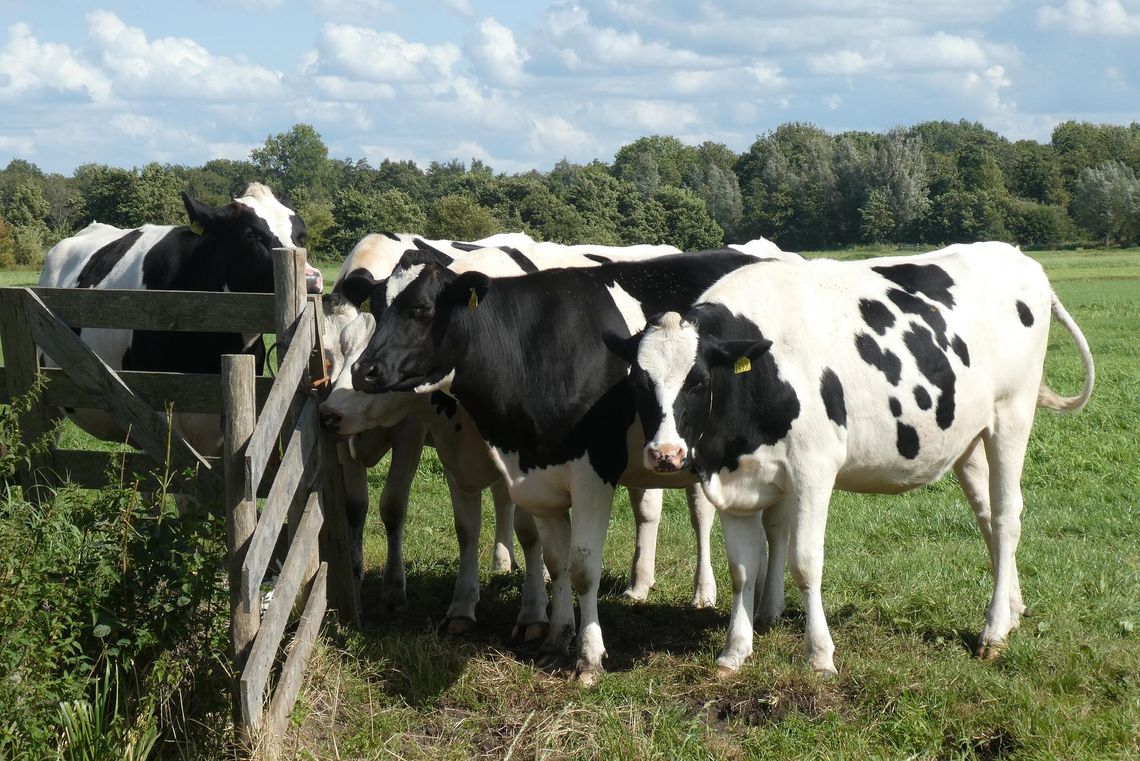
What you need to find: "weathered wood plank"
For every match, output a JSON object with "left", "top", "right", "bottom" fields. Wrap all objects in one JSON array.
[
  {"left": 30, "top": 288, "right": 275, "bottom": 333},
  {"left": 21, "top": 288, "right": 219, "bottom": 504},
  {"left": 239, "top": 489, "right": 323, "bottom": 731},
  {"left": 317, "top": 428, "right": 361, "bottom": 626},
  {"left": 242, "top": 397, "right": 318, "bottom": 611},
  {"left": 245, "top": 304, "right": 315, "bottom": 500},
  {"left": 0, "top": 367, "right": 275, "bottom": 413},
  {"left": 0, "top": 289, "right": 56, "bottom": 499},
  {"left": 223, "top": 354, "right": 260, "bottom": 733},
  {"left": 266, "top": 562, "right": 327, "bottom": 739}
]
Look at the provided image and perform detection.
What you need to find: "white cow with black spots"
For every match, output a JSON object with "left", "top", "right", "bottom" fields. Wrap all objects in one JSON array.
[{"left": 609, "top": 241, "right": 1094, "bottom": 676}]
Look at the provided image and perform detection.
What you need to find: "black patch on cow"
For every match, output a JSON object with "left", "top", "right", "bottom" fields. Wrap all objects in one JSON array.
[
  {"left": 500, "top": 246, "right": 539, "bottom": 273},
  {"left": 596, "top": 249, "right": 757, "bottom": 315},
  {"left": 896, "top": 421, "right": 920, "bottom": 459},
  {"left": 682, "top": 303, "right": 800, "bottom": 475},
  {"left": 889, "top": 396, "right": 902, "bottom": 417},
  {"left": 75, "top": 230, "right": 143, "bottom": 288},
  {"left": 951, "top": 335, "right": 970, "bottom": 367},
  {"left": 872, "top": 263, "right": 956, "bottom": 308},
  {"left": 902, "top": 322, "right": 956, "bottom": 430},
  {"left": 854, "top": 332, "right": 902, "bottom": 386},
  {"left": 289, "top": 213, "right": 306, "bottom": 248},
  {"left": 585, "top": 253, "right": 612, "bottom": 264},
  {"left": 887, "top": 288, "right": 949, "bottom": 349},
  {"left": 430, "top": 391, "right": 459, "bottom": 419},
  {"left": 382, "top": 231, "right": 401, "bottom": 241},
  {"left": 450, "top": 241, "right": 482, "bottom": 252},
  {"left": 819, "top": 368, "right": 846, "bottom": 427},
  {"left": 913, "top": 385, "right": 932, "bottom": 411},
  {"left": 858, "top": 298, "right": 895, "bottom": 336},
  {"left": 1016, "top": 300, "right": 1034, "bottom": 327}
]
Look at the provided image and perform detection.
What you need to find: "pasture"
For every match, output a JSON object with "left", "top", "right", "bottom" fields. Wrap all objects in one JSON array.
[{"left": 1, "top": 248, "right": 1137, "bottom": 758}]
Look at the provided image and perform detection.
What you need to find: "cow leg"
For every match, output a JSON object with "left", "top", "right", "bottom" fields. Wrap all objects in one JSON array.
[
  {"left": 686, "top": 486, "right": 718, "bottom": 608},
  {"left": 623, "top": 487, "right": 662, "bottom": 601},
  {"left": 955, "top": 436, "right": 1026, "bottom": 625},
  {"left": 715, "top": 510, "right": 766, "bottom": 675},
  {"left": 977, "top": 404, "right": 1035, "bottom": 659},
  {"left": 491, "top": 478, "right": 517, "bottom": 573},
  {"left": 755, "top": 498, "right": 791, "bottom": 629},
  {"left": 534, "top": 512, "right": 575, "bottom": 667},
  {"left": 338, "top": 443, "right": 370, "bottom": 585},
  {"left": 788, "top": 485, "right": 836, "bottom": 677},
  {"left": 443, "top": 470, "right": 482, "bottom": 634},
  {"left": 377, "top": 421, "right": 427, "bottom": 609},
  {"left": 508, "top": 489, "right": 549, "bottom": 644},
  {"left": 568, "top": 479, "right": 617, "bottom": 685}
]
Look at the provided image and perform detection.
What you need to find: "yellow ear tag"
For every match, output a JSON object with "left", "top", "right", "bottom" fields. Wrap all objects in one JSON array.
[
  {"left": 359, "top": 296, "right": 370, "bottom": 313},
  {"left": 468, "top": 288, "right": 478, "bottom": 310},
  {"left": 189, "top": 220, "right": 204, "bottom": 235},
  {"left": 734, "top": 356, "right": 751, "bottom": 374}
]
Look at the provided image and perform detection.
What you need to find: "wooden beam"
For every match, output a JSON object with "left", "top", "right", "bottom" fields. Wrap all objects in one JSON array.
[
  {"left": 265, "top": 562, "right": 327, "bottom": 740},
  {"left": 52, "top": 448, "right": 221, "bottom": 492},
  {"left": 31, "top": 288, "right": 275, "bottom": 333},
  {"left": 239, "top": 489, "right": 323, "bottom": 732},
  {"left": 244, "top": 304, "right": 314, "bottom": 500},
  {"left": 20, "top": 288, "right": 219, "bottom": 504},
  {"left": 242, "top": 397, "right": 318, "bottom": 611}
]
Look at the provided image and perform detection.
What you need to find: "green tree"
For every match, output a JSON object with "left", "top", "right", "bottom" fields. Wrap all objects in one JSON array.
[
  {"left": 654, "top": 186, "right": 722, "bottom": 250},
  {"left": 1005, "top": 198, "right": 1073, "bottom": 247},
  {"left": 1070, "top": 160, "right": 1140, "bottom": 246},
  {"left": 118, "top": 163, "right": 186, "bottom": 227},
  {"left": 250, "top": 123, "right": 331, "bottom": 198},
  {"left": 0, "top": 215, "right": 15, "bottom": 267},
  {"left": 329, "top": 187, "right": 427, "bottom": 255},
  {"left": 73, "top": 164, "right": 136, "bottom": 227},
  {"left": 859, "top": 188, "right": 895, "bottom": 243},
  {"left": 2, "top": 181, "right": 49, "bottom": 227},
  {"left": 614, "top": 136, "right": 692, "bottom": 195},
  {"left": 426, "top": 194, "right": 498, "bottom": 240}
]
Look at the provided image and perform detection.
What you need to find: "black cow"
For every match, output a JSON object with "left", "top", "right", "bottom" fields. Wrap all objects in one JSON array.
[{"left": 38, "top": 182, "right": 314, "bottom": 455}]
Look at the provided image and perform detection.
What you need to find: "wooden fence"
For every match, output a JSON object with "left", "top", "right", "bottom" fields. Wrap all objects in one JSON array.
[{"left": 0, "top": 248, "right": 358, "bottom": 755}]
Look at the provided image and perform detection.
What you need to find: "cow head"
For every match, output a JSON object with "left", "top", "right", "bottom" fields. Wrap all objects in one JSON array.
[
  {"left": 607, "top": 310, "right": 771, "bottom": 474},
  {"left": 351, "top": 251, "right": 488, "bottom": 395},
  {"left": 180, "top": 182, "right": 316, "bottom": 294}
]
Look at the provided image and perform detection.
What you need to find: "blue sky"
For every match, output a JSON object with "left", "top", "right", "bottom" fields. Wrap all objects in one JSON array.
[{"left": 2, "top": 1, "right": 1138, "bottom": 175}]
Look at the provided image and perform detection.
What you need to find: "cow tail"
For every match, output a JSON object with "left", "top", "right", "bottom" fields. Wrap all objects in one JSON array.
[{"left": 1037, "top": 290, "right": 1094, "bottom": 413}]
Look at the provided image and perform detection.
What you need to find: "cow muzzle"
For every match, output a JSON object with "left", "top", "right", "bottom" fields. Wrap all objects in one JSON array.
[
  {"left": 645, "top": 442, "right": 689, "bottom": 473},
  {"left": 351, "top": 360, "right": 382, "bottom": 393}
]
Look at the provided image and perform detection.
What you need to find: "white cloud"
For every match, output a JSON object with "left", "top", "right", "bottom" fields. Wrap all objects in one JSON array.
[
  {"left": 440, "top": 0, "right": 475, "bottom": 16},
  {"left": 0, "top": 133, "right": 36, "bottom": 156},
  {"left": 746, "top": 61, "right": 785, "bottom": 88},
  {"left": 305, "top": 24, "right": 461, "bottom": 84},
  {"left": 87, "top": 11, "right": 283, "bottom": 101},
  {"left": 1038, "top": 0, "right": 1140, "bottom": 35},
  {"left": 310, "top": 0, "right": 399, "bottom": 19},
  {"left": 0, "top": 22, "right": 110, "bottom": 102},
  {"left": 469, "top": 18, "right": 530, "bottom": 87},
  {"left": 809, "top": 49, "right": 888, "bottom": 75},
  {"left": 109, "top": 113, "right": 160, "bottom": 139},
  {"left": 528, "top": 115, "right": 595, "bottom": 155},
  {"left": 825, "top": 94, "right": 843, "bottom": 110}
]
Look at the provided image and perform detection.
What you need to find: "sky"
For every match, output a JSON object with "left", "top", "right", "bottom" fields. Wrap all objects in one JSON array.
[{"left": 1, "top": 0, "right": 1139, "bottom": 176}]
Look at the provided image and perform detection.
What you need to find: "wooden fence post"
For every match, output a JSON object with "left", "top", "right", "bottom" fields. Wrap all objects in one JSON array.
[
  {"left": 222, "top": 353, "right": 259, "bottom": 732},
  {"left": 0, "top": 289, "right": 57, "bottom": 502}
]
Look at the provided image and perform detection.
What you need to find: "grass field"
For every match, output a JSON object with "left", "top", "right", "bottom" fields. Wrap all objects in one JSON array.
[
  {"left": 270, "top": 248, "right": 1140, "bottom": 759},
  {"left": 2, "top": 249, "right": 1137, "bottom": 758}
]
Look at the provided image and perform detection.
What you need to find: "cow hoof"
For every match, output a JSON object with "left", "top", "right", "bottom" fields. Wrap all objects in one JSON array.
[
  {"left": 511, "top": 621, "right": 547, "bottom": 644},
  {"left": 575, "top": 667, "right": 602, "bottom": 687},
  {"left": 536, "top": 652, "right": 571, "bottom": 671},
  {"left": 445, "top": 616, "right": 476, "bottom": 636},
  {"left": 814, "top": 666, "right": 839, "bottom": 680},
  {"left": 690, "top": 592, "right": 717, "bottom": 609},
  {"left": 492, "top": 547, "right": 515, "bottom": 573},
  {"left": 714, "top": 664, "right": 737, "bottom": 679},
  {"left": 622, "top": 586, "right": 651, "bottom": 602},
  {"left": 975, "top": 642, "right": 1005, "bottom": 660}
]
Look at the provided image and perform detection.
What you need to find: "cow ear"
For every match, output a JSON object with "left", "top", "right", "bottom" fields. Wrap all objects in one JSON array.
[
  {"left": 411, "top": 238, "right": 455, "bottom": 267},
  {"left": 181, "top": 191, "right": 221, "bottom": 233},
  {"left": 706, "top": 337, "right": 773, "bottom": 372},
  {"left": 441, "top": 271, "right": 490, "bottom": 311},
  {"left": 603, "top": 329, "right": 644, "bottom": 365},
  {"left": 340, "top": 268, "right": 381, "bottom": 309}
]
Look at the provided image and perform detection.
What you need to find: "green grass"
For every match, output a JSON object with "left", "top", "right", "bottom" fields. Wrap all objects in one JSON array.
[
  {"left": 2, "top": 248, "right": 1137, "bottom": 758},
  {"left": 276, "top": 248, "right": 1140, "bottom": 759}
]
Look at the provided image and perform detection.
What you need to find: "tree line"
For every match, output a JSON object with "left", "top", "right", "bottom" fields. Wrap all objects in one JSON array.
[{"left": 2, "top": 119, "right": 1139, "bottom": 267}]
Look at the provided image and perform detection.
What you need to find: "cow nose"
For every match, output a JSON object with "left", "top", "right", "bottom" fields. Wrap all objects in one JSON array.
[
  {"left": 645, "top": 442, "right": 688, "bottom": 473},
  {"left": 351, "top": 360, "right": 380, "bottom": 391},
  {"left": 319, "top": 407, "right": 341, "bottom": 433}
]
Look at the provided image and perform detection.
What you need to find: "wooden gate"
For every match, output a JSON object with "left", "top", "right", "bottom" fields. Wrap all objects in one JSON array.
[{"left": 0, "top": 248, "right": 357, "bottom": 754}]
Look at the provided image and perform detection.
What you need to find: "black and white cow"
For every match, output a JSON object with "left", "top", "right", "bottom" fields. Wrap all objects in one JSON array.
[
  {"left": 607, "top": 242, "right": 1095, "bottom": 676},
  {"left": 38, "top": 182, "right": 315, "bottom": 455},
  {"left": 349, "top": 249, "right": 790, "bottom": 683}
]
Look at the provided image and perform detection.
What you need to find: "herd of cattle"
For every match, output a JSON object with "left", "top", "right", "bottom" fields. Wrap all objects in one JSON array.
[{"left": 38, "top": 184, "right": 1094, "bottom": 682}]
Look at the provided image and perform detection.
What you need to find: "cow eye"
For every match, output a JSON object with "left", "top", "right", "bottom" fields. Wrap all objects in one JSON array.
[
  {"left": 686, "top": 378, "right": 707, "bottom": 394},
  {"left": 408, "top": 305, "right": 431, "bottom": 320}
]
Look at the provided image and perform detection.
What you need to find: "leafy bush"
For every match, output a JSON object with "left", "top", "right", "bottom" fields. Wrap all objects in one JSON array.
[{"left": 0, "top": 391, "right": 233, "bottom": 757}]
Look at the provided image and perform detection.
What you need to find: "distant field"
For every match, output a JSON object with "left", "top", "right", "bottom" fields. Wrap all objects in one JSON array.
[{"left": 1, "top": 247, "right": 1137, "bottom": 758}]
